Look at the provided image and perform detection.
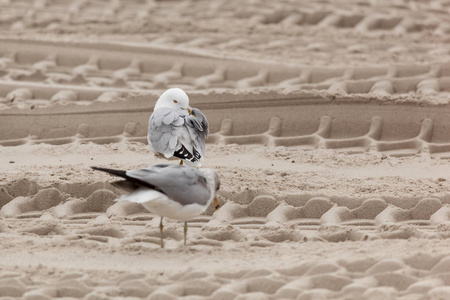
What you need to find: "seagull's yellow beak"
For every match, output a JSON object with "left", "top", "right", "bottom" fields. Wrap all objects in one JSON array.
[
  {"left": 213, "top": 197, "right": 220, "bottom": 211},
  {"left": 187, "top": 107, "right": 193, "bottom": 115}
]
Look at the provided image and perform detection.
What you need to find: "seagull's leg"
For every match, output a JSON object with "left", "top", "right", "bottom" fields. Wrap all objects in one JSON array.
[
  {"left": 179, "top": 160, "right": 183, "bottom": 165},
  {"left": 159, "top": 217, "right": 164, "bottom": 248},
  {"left": 184, "top": 221, "right": 188, "bottom": 246}
]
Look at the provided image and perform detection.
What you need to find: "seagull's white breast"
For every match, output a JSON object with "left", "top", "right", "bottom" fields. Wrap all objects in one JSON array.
[
  {"left": 118, "top": 188, "right": 208, "bottom": 221},
  {"left": 141, "top": 197, "right": 207, "bottom": 221}
]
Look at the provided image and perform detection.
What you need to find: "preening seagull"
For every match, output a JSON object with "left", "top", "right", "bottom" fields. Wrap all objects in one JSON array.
[
  {"left": 92, "top": 164, "right": 220, "bottom": 248},
  {"left": 148, "top": 88, "right": 209, "bottom": 167}
]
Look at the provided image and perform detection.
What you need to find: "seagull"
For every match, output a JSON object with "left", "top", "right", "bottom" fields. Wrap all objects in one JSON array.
[
  {"left": 148, "top": 88, "right": 209, "bottom": 167},
  {"left": 92, "top": 164, "right": 220, "bottom": 248}
]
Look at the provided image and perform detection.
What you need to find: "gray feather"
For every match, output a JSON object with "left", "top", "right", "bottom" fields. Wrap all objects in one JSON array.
[
  {"left": 126, "top": 164, "right": 211, "bottom": 206},
  {"left": 169, "top": 134, "right": 178, "bottom": 149},
  {"left": 163, "top": 111, "right": 175, "bottom": 125},
  {"left": 148, "top": 106, "right": 209, "bottom": 162}
]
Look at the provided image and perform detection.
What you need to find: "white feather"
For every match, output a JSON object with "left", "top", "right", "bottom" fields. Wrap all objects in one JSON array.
[
  {"left": 116, "top": 188, "right": 164, "bottom": 203},
  {"left": 117, "top": 187, "right": 208, "bottom": 221}
]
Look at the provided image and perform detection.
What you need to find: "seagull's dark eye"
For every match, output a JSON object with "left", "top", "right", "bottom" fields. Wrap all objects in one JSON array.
[{"left": 173, "top": 100, "right": 178, "bottom": 103}]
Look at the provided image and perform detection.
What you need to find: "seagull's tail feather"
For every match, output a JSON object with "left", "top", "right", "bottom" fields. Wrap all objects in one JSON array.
[
  {"left": 91, "top": 166, "right": 162, "bottom": 192},
  {"left": 91, "top": 166, "right": 127, "bottom": 178}
]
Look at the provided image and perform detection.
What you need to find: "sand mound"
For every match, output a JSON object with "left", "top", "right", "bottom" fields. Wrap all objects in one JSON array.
[{"left": 1, "top": 0, "right": 450, "bottom": 298}]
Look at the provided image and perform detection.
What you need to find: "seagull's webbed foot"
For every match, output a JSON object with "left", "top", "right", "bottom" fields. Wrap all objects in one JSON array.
[{"left": 179, "top": 160, "right": 183, "bottom": 165}]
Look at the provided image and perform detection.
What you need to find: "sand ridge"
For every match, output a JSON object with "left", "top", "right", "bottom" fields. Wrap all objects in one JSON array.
[
  {"left": 3, "top": 39, "right": 450, "bottom": 107},
  {"left": 2, "top": 89, "right": 450, "bottom": 159},
  {"left": 1, "top": 232, "right": 450, "bottom": 299},
  {"left": 2, "top": 0, "right": 450, "bottom": 299}
]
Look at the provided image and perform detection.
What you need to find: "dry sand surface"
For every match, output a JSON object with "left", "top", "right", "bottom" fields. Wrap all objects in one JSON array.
[{"left": 2, "top": 0, "right": 450, "bottom": 299}]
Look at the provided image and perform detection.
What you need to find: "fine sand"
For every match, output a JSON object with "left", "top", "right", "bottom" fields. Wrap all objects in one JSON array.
[{"left": 1, "top": 0, "right": 450, "bottom": 299}]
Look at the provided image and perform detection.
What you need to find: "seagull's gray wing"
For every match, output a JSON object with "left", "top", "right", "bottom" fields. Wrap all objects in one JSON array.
[
  {"left": 126, "top": 164, "right": 211, "bottom": 206},
  {"left": 186, "top": 108, "right": 209, "bottom": 160},
  {"left": 148, "top": 108, "right": 191, "bottom": 158}
]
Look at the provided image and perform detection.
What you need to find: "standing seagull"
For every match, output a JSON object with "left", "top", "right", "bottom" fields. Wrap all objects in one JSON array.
[
  {"left": 92, "top": 164, "right": 220, "bottom": 248},
  {"left": 148, "top": 88, "right": 209, "bottom": 167}
]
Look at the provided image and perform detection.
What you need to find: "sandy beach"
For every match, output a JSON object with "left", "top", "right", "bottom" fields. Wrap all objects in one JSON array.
[{"left": 1, "top": 0, "right": 450, "bottom": 299}]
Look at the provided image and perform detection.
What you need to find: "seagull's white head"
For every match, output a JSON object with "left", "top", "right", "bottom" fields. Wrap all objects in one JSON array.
[{"left": 154, "top": 88, "right": 192, "bottom": 113}]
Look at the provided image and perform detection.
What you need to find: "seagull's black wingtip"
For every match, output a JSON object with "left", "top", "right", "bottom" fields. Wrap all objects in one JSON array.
[
  {"left": 91, "top": 166, "right": 127, "bottom": 178},
  {"left": 92, "top": 166, "right": 163, "bottom": 192}
]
